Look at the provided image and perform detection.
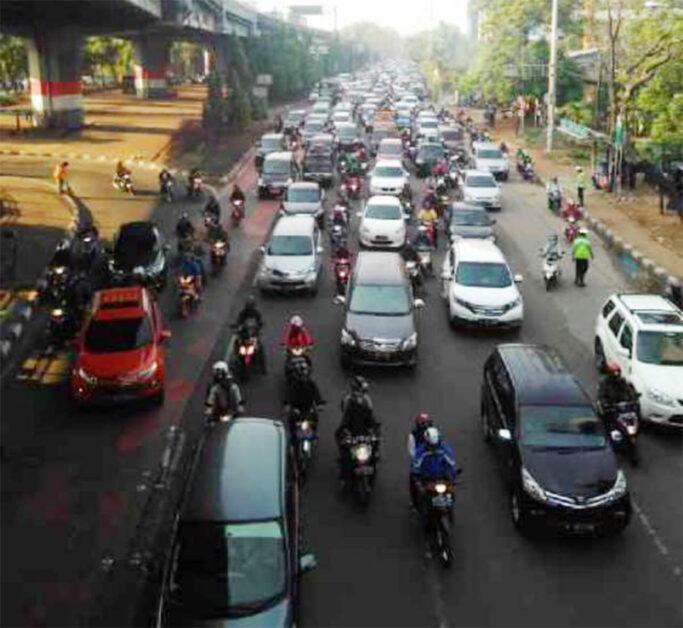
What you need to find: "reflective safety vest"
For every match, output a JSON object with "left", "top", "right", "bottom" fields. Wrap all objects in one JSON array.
[{"left": 572, "top": 236, "right": 592, "bottom": 260}]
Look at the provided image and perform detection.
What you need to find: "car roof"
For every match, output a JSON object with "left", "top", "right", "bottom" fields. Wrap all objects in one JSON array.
[
  {"left": 264, "top": 151, "right": 293, "bottom": 162},
  {"left": 475, "top": 142, "right": 501, "bottom": 151},
  {"left": 453, "top": 238, "right": 506, "bottom": 263},
  {"left": 496, "top": 344, "right": 590, "bottom": 406},
  {"left": 335, "top": 121, "right": 356, "bottom": 129},
  {"left": 366, "top": 194, "right": 401, "bottom": 206},
  {"left": 614, "top": 293, "right": 683, "bottom": 330},
  {"left": 374, "top": 159, "right": 403, "bottom": 168},
  {"left": 262, "top": 133, "right": 283, "bottom": 141},
  {"left": 182, "top": 419, "right": 285, "bottom": 523},
  {"left": 116, "top": 221, "right": 158, "bottom": 239},
  {"left": 379, "top": 138, "right": 402, "bottom": 146},
  {"left": 272, "top": 213, "right": 316, "bottom": 235},
  {"left": 464, "top": 169, "right": 495, "bottom": 179},
  {"left": 288, "top": 181, "right": 319, "bottom": 191},
  {"left": 92, "top": 287, "right": 148, "bottom": 320},
  {"left": 354, "top": 251, "right": 405, "bottom": 284}
]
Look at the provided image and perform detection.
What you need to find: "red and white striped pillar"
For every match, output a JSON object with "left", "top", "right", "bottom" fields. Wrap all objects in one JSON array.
[
  {"left": 26, "top": 31, "right": 84, "bottom": 129},
  {"left": 133, "top": 36, "right": 171, "bottom": 99}
]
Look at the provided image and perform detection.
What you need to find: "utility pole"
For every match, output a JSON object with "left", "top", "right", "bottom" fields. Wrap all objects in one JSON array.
[{"left": 546, "top": 0, "right": 559, "bottom": 152}]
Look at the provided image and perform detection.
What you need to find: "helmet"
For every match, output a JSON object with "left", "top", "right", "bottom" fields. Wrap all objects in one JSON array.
[
  {"left": 576, "top": 166, "right": 583, "bottom": 172},
  {"left": 351, "top": 375, "right": 369, "bottom": 394},
  {"left": 289, "top": 315, "right": 303, "bottom": 330},
  {"left": 246, "top": 295, "right": 256, "bottom": 309},
  {"left": 213, "top": 361, "right": 230, "bottom": 380},
  {"left": 568, "top": 216, "right": 576, "bottom": 224},
  {"left": 606, "top": 361, "right": 621, "bottom": 376},
  {"left": 424, "top": 426, "right": 440, "bottom": 447},
  {"left": 578, "top": 227, "right": 588, "bottom": 235},
  {"left": 417, "top": 224, "right": 427, "bottom": 233},
  {"left": 552, "top": 176, "right": 558, "bottom": 183},
  {"left": 414, "top": 412, "right": 430, "bottom": 428},
  {"left": 293, "top": 359, "right": 310, "bottom": 379},
  {"left": 180, "top": 212, "right": 189, "bottom": 220},
  {"left": 56, "top": 238, "right": 71, "bottom": 252}
]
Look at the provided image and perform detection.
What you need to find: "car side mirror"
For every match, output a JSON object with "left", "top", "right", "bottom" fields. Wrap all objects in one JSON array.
[
  {"left": 414, "top": 298, "right": 425, "bottom": 309},
  {"left": 299, "top": 553, "right": 317, "bottom": 574},
  {"left": 333, "top": 294, "right": 346, "bottom": 305},
  {"left": 514, "top": 274, "right": 523, "bottom": 283},
  {"left": 497, "top": 428, "right": 512, "bottom": 441},
  {"left": 160, "top": 329, "right": 172, "bottom": 341},
  {"left": 259, "top": 245, "right": 266, "bottom": 254},
  {"left": 617, "top": 346, "right": 631, "bottom": 359}
]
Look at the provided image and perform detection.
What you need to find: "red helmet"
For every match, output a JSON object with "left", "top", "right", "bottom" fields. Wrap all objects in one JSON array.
[
  {"left": 606, "top": 361, "right": 621, "bottom": 376},
  {"left": 414, "top": 412, "right": 430, "bottom": 428}
]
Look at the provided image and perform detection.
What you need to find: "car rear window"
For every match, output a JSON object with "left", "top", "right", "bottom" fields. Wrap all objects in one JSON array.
[
  {"left": 477, "top": 149, "right": 503, "bottom": 159},
  {"left": 374, "top": 166, "right": 404, "bottom": 178},
  {"left": 380, "top": 143, "right": 402, "bottom": 156},
  {"left": 453, "top": 210, "right": 491, "bottom": 226},
  {"left": 263, "top": 159, "right": 291, "bottom": 175},
  {"left": 519, "top": 406, "right": 606, "bottom": 449},
  {"left": 85, "top": 316, "right": 153, "bottom": 353}
]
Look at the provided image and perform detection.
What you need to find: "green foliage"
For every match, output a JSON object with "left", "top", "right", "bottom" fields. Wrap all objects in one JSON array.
[
  {"left": 83, "top": 37, "right": 133, "bottom": 81},
  {"left": 203, "top": 69, "right": 225, "bottom": 129},
  {"left": 0, "top": 35, "right": 28, "bottom": 86},
  {"left": 169, "top": 41, "right": 201, "bottom": 79}
]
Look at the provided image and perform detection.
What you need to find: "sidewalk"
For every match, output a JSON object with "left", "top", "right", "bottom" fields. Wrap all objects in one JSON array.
[{"left": 461, "top": 108, "right": 683, "bottom": 281}]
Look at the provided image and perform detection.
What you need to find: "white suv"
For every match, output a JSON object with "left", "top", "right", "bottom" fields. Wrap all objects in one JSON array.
[
  {"left": 594, "top": 293, "right": 683, "bottom": 428},
  {"left": 440, "top": 238, "right": 523, "bottom": 328}
]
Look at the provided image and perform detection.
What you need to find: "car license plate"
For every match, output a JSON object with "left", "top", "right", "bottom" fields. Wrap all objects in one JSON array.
[
  {"left": 354, "top": 466, "right": 374, "bottom": 476},
  {"left": 570, "top": 522, "right": 595, "bottom": 533},
  {"left": 432, "top": 495, "right": 453, "bottom": 508}
]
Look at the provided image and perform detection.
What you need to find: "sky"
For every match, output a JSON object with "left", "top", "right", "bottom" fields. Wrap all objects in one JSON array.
[{"left": 249, "top": 0, "right": 472, "bottom": 36}]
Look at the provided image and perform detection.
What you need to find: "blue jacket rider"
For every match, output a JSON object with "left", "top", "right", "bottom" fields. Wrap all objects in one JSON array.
[{"left": 411, "top": 428, "right": 457, "bottom": 482}]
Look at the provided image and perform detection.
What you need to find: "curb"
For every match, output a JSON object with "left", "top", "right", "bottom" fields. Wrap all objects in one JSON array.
[{"left": 0, "top": 287, "right": 39, "bottom": 374}]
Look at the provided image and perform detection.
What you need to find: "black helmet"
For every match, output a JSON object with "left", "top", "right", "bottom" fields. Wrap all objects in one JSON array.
[
  {"left": 246, "top": 295, "right": 257, "bottom": 309},
  {"left": 351, "top": 375, "right": 368, "bottom": 394}
]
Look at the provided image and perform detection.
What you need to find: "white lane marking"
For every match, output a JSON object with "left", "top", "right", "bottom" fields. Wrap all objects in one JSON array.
[{"left": 632, "top": 498, "right": 682, "bottom": 579}]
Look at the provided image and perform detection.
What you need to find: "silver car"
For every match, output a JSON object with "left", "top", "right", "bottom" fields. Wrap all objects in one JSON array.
[{"left": 282, "top": 182, "right": 325, "bottom": 226}]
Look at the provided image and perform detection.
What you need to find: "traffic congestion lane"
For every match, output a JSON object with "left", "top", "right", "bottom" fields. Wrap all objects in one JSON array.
[
  {"left": 0, "top": 156, "right": 274, "bottom": 626},
  {"left": 235, "top": 165, "right": 681, "bottom": 627}
]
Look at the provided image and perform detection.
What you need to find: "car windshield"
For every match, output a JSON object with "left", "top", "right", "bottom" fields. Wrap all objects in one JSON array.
[
  {"left": 418, "top": 145, "right": 443, "bottom": 160},
  {"left": 455, "top": 262, "right": 511, "bottom": 288},
  {"left": 519, "top": 406, "right": 606, "bottom": 449},
  {"left": 85, "top": 316, "right": 153, "bottom": 353},
  {"left": 453, "top": 210, "right": 491, "bottom": 226},
  {"left": 380, "top": 143, "right": 402, "bottom": 156},
  {"left": 636, "top": 330, "right": 683, "bottom": 365},
  {"left": 374, "top": 166, "right": 404, "bottom": 178},
  {"left": 172, "top": 521, "right": 286, "bottom": 617},
  {"left": 466, "top": 176, "right": 496, "bottom": 188},
  {"left": 349, "top": 284, "right": 411, "bottom": 315},
  {"left": 261, "top": 138, "right": 280, "bottom": 150},
  {"left": 365, "top": 204, "right": 402, "bottom": 220},
  {"left": 477, "top": 149, "right": 503, "bottom": 160},
  {"left": 286, "top": 188, "right": 320, "bottom": 203},
  {"left": 442, "top": 130, "right": 462, "bottom": 141},
  {"left": 420, "top": 120, "right": 438, "bottom": 128},
  {"left": 267, "top": 235, "right": 312, "bottom": 256},
  {"left": 337, "top": 127, "right": 357, "bottom": 140},
  {"left": 304, "top": 123, "right": 323, "bottom": 133},
  {"left": 263, "top": 160, "right": 290, "bottom": 175}
]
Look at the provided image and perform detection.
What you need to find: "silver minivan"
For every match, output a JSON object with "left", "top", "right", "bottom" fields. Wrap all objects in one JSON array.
[{"left": 257, "top": 214, "right": 323, "bottom": 294}]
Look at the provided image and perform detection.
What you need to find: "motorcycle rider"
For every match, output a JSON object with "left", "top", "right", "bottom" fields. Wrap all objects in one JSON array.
[
  {"left": 410, "top": 427, "right": 457, "bottom": 512},
  {"left": 335, "top": 376, "right": 381, "bottom": 479},
  {"left": 230, "top": 183, "right": 246, "bottom": 206},
  {"left": 159, "top": 168, "right": 174, "bottom": 190},
  {"left": 178, "top": 249, "right": 203, "bottom": 298},
  {"left": 541, "top": 234, "right": 562, "bottom": 262},
  {"left": 232, "top": 295, "right": 266, "bottom": 373},
  {"left": 284, "top": 359, "right": 325, "bottom": 434},
  {"left": 422, "top": 185, "right": 438, "bottom": 211},
  {"left": 546, "top": 176, "right": 562, "bottom": 211},
  {"left": 407, "top": 412, "right": 435, "bottom": 459},
  {"left": 114, "top": 160, "right": 130, "bottom": 187},
  {"left": 282, "top": 314, "right": 314, "bottom": 351},
  {"left": 418, "top": 206, "right": 438, "bottom": 247},
  {"left": 204, "top": 195, "right": 221, "bottom": 223},
  {"left": 598, "top": 362, "right": 637, "bottom": 406},
  {"left": 206, "top": 218, "right": 229, "bottom": 248},
  {"left": 205, "top": 361, "right": 244, "bottom": 421},
  {"left": 176, "top": 212, "right": 195, "bottom": 241}
]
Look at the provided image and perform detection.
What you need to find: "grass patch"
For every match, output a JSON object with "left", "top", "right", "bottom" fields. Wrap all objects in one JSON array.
[{"left": 523, "top": 128, "right": 543, "bottom": 148}]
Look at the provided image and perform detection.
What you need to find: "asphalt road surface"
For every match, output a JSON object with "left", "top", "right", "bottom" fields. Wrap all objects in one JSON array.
[{"left": 1, "top": 150, "right": 681, "bottom": 627}]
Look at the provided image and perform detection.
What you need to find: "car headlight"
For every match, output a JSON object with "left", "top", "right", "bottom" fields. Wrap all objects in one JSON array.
[
  {"left": 454, "top": 297, "right": 476, "bottom": 311},
  {"left": 464, "top": 194, "right": 475, "bottom": 202},
  {"left": 605, "top": 470, "right": 628, "bottom": 502},
  {"left": 76, "top": 367, "right": 97, "bottom": 385},
  {"left": 136, "top": 361, "right": 158, "bottom": 380},
  {"left": 402, "top": 332, "right": 417, "bottom": 349},
  {"left": 306, "top": 263, "right": 317, "bottom": 275},
  {"left": 521, "top": 467, "right": 546, "bottom": 502},
  {"left": 361, "top": 225, "right": 371, "bottom": 235},
  {"left": 647, "top": 387, "right": 675, "bottom": 407},
  {"left": 341, "top": 328, "right": 356, "bottom": 346},
  {"left": 504, "top": 296, "right": 522, "bottom": 311}
]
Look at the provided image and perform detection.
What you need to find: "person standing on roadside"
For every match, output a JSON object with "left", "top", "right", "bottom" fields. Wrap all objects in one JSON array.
[
  {"left": 576, "top": 166, "right": 586, "bottom": 207},
  {"left": 572, "top": 227, "right": 593, "bottom": 287},
  {"left": 53, "top": 161, "right": 69, "bottom": 194}
]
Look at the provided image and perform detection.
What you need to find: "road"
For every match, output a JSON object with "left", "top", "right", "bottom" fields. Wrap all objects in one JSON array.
[{"left": 1, "top": 149, "right": 682, "bottom": 627}]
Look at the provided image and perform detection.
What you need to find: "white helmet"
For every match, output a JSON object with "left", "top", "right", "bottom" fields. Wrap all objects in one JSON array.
[
  {"left": 424, "top": 426, "right": 440, "bottom": 446},
  {"left": 213, "top": 361, "right": 230, "bottom": 379}
]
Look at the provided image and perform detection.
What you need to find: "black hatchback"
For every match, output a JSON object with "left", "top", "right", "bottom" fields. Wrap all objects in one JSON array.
[
  {"left": 156, "top": 418, "right": 316, "bottom": 627},
  {"left": 481, "top": 344, "right": 631, "bottom": 535},
  {"left": 110, "top": 221, "right": 169, "bottom": 293}
]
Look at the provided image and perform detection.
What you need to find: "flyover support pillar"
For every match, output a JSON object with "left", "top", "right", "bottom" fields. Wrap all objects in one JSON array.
[
  {"left": 133, "top": 35, "right": 171, "bottom": 98},
  {"left": 26, "top": 28, "right": 84, "bottom": 129}
]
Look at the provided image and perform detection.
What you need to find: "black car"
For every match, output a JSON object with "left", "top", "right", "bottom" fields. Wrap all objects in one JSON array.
[
  {"left": 110, "top": 221, "right": 169, "bottom": 292},
  {"left": 481, "top": 344, "right": 631, "bottom": 536},
  {"left": 156, "top": 418, "right": 316, "bottom": 627},
  {"left": 445, "top": 202, "right": 496, "bottom": 241},
  {"left": 335, "top": 251, "right": 424, "bottom": 368},
  {"left": 414, "top": 142, "right": 445, "bottom": 178}
]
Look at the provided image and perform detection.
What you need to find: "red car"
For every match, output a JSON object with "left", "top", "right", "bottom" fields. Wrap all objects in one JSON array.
[{"left": 69, "top": 287, "right": 170, "bottom": 405}]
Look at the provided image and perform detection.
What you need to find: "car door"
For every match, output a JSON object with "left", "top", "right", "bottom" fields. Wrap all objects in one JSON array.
[
  {"left": 616, "top": 321, "right": 634, "bottom": 378},
  {"left": 440, "top": 247, "right": 455, "bottom": 299},
  {"left": 604, "top": 308, "right": 626, "bottom": 363}
]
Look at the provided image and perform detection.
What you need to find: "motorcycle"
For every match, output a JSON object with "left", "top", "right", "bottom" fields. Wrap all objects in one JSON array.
[
  {"left": 330, "top": 223, "right": 347, "bottom": 250},
  {"left": 187, "top": 175, "right": 203, "bottom": 199},
  {"left": 210, "top": 238, "right": 228, "bottom": 274},
  {"left": 517, "top": 159, "right": 535, "bottom": 182},
  {"left": 231, "top": 322, "right": 262, "bottom": 381},
  {"left": 284, "top": 345, "right": 312, "bottom": 382},
  {"left": 341, "top": 432, "right": 379, "bottom": 508},
  {"left": 415, "top": 245, "right": 434, "bottom": 278},
  {"left": 205, "top": 384, "right": 241, "bottom": 425},
  {"left": 291, "top": 406, "right": 319, "bottom": 482},
  {"left": 231, "top": 198, "right": 245, "bottom": 227},
  {"left": 540, "top": 247, "right": 563, "bottom": 291},
  {"left": 548, "top": 189, "right": 562, "bottom": 213},
  {"left": 597, "top": 398, "right": 640, "bottom": 465},
  {"left": 401, "top": 197, "right": 414, "bottom": 223},
  {"left": 343, "top": 174, "right": 362, "bottom": 199},
  {"left": 161, "top": 178, "right": 174, "bottom": 203},
  {"left": 564, "top": 217, "right": 579, "bottom": 243},
  {"left": 113, "top": 173, "right": 134, "bottom": 195},
  {"left": 405, "top": 259, "right": 422, "bottom": 293},
  {"left": 177, "top": 274, "right": 200, "bottom": 318},
  {"left": 334, "top": 256, "right": 351, "bottom": 294},
  {"left": 561, "top": 200, "right": 583, "bottom": 222},
  {"left": 47, "top": 298, "right": 77, "bottom": 345},
  {"left": 420, "top": 475, "right": 460, "bottom": 567},
  {"left": 435, "top": 180, "right": 450, "bottom": 216}
]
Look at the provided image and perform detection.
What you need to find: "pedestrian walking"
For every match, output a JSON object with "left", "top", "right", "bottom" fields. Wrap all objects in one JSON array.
[
  {"left": 53, "top": 161, "right": 69, "bottom": 194},
  {"left": 572, "top": 227, "right": 593, "bottom": 287},
  {"left": 576, "top": 166, "right": 586, "bottom": 207}
]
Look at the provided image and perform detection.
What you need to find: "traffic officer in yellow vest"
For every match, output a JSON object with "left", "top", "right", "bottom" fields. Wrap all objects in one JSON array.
[
  {"left": 572, "top": 227, "right": 594, "bottom": 287},
  {"left": 576, "top": 166, "right": 586, "bottom": 207}
]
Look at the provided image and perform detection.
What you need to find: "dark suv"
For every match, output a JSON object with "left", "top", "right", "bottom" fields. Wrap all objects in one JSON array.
[
  {"left": 156, "top": 418, "right": 316, "bottom": 627},
  {"left": 481, "top": 344, "right": 631, "bottom": 536},
  {"left": 110, "top": 221, "right": 169, "bottom": 293}
]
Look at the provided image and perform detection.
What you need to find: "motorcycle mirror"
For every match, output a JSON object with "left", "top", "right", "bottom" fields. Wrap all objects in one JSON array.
[
  {"left": 333, "top": 294, "right": 346, "bottom": 305},
  {"left": 413, "top": 298, "right": 426, "bottom": 309},
  {"left": 514, "top": 274, "right": 524, "bottom": 283},
  {"left": 455, "top": 467, "right": 464, "bottom": 476},
  {"left": 497, "top": 428, "right": 512, "bottom": 441},
  {"left": 160, "top": 329, "right": 172, "bottom": 341},
  {"left": 259, "top": 245, "right": 266, "bottom": 254},
  {"left": 317, "top": 246, "right": 324, "bottom": 254},
  {"left": 299, "top": 553, "right": 318, "bottom": 574}
]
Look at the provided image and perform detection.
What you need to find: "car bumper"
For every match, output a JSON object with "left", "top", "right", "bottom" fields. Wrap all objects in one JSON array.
[
  {"left": 465, "top": 199, "right": 502, "bottom": 211},
  {"left": 69, "top": 373, "right": 163, "bottom": 405},
  {"left": 258, "top": 274, "right": 317, "bottom": 291},
  {"left": 303, "top": 172, "right": 333, "bottom": 184},
  {"left": 342, "top": 344, "right": 417, "bottom": 366},
  {"left": 359, "top": 232, "right": 405, "bottom": 249},
  {"left": 639, "top": 396, "right": 683, "bottom": 428},
  {"left": 369, "top": 187, "right": 404, "bottom": 196},
  {"left": 259, "top": 183, "right": 288, "bottom": 197},
  {"left": 450, "top": 302, "right": 523, "bottom": 328},
  {"left": 522, "top": 492, "right": 632, "bottom": 535}
]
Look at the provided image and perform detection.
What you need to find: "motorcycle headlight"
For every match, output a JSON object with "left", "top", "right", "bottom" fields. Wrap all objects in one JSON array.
[
  {"left": 435, "top": 482, "right": 447, "bottom": 494},
  {"left": 53, "top": 266, "right": 66, "bottom": 276},
  {"left": 51, "top": 308, "right": 64, "bottom": 318},
  {"left": 301, "top": 420, "right": 311, "bottom": 432},
  {"left": 402, "top": 332, "right": 417, "bottom": 349},
  {"left": 647, "top": 387, "right": 675, "bottom": 407},
  {"left": 353, "top": 443, "right": 371, "bottom": 463},
  {"left": 341, "top": 328, "right": 356, "bottom": 346},
  {"left": 521, "top": 467, "right": 547, "bottom": 502},
  {"left": 76, "top": 367, "right": 97, "bottom": 385}
]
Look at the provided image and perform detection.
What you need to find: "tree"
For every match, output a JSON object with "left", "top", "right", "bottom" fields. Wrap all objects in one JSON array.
[
  {"left": 0, "top": 35, "right": 28, "bottom": 88},
  {"left": 83, "top": 37, "right": 133, "bottom": 82}
]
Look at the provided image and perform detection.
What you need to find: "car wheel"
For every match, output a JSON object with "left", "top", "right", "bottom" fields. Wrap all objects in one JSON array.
[
  {"left": 510, "top": 491, "right": 528, "bottom": 532},
  {"left": 594, "top": 337, "right": 607, "bottom": 373}
]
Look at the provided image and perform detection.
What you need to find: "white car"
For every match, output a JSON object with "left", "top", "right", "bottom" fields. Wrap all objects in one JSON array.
[
  {"left": 358, "top": 195, "right": 406, "bottom": 249},
  {"left": 440, "top": 238, "right": 523, "bottom": 328},
  {"left": 594, "top": 293, "right": 683, "bottom": 428},
  {"left": 332, "top": 110, "right": 352, "bottom": 125},
  {"left": 376, "top": 138, "right": 404, "bottom": 163},
  {"left": 459, "top": 170, "right": 502, "bottom": 211},
  {"left": 369, "top": 159, "right": 409, "bottom": 196},
  {"left": 472, "top": 142, "right": 509, "bottom": 181}
]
